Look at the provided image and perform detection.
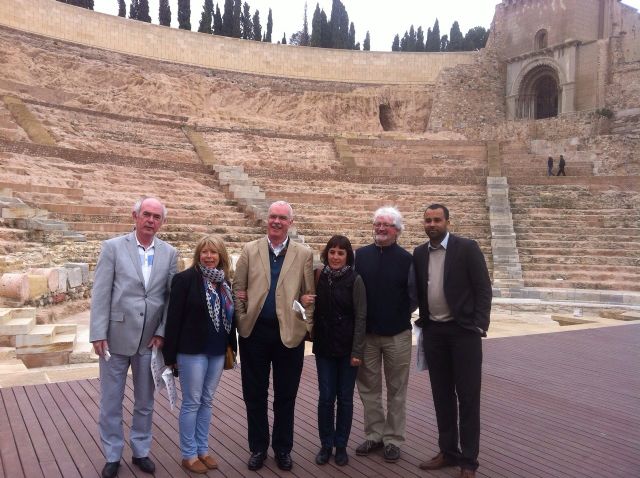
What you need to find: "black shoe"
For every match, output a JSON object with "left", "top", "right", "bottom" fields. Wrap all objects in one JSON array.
[
  {"left": 132, "top": 456, "right": 155, "bottom": 474},
  {"left": 355, "top": 439, "right": 383, "bottom": 456},
  {"left": 101, "top": 462, "right": 120, "bottom": 478},
  {"left": 335, "top": 447, "right": 349, "bottom": 466},
  {"left": 315, "top": 447, "right": 332, "bottom": 465},
  {"left": 275, "top": 451, "right": 293, "bottom": 471},
  {"left": 383, "top": 443, "right": 400, "bottom": 463},
  {"left": 247, "top": 451, "right": 267, "bottom": 471}
]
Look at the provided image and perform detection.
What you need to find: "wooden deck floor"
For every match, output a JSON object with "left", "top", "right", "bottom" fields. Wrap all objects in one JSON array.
[{"left": 1, "top": 324, "right": 638, "bottom": 478}]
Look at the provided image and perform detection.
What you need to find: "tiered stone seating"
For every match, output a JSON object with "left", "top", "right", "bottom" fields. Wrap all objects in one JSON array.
[
  {"left": 0, "top": 100, "right": 29, "bottom": 141},
  {"left": 27, "top": 102, "right": 199, "bottom": 163},
  {"left": 346, "top": 138, "right": 488, "bottom": 179},
  {"left": 509, "top": 183, "right": 640, "bottom": 291},
  {"left": 254, "top": 177, "right": 492, "bottom": 269},
  {"left": 201, "top": 129, "right": 342, "bottom": 173},
  {"left": 500, "top": 141, "right": 593, "bottom": 177},
  {"left": 0, "top": 149, "right": 264, "bottom": 269}
]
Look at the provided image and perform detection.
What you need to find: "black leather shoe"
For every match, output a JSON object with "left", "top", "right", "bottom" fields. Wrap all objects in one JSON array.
[
  {"left": 132, "top": 456, "right": 155, "bottom": 474},
  {"left": 275, "top": 451, "right": 293, "bottom": 471},
  {"left": 101, "top": 461, "right": 120, "bottom": 478},
  {"left": 334, "top": 447, "right": 349, "bottom": 466},
  {"left": 315, "top": 447, "right": 332, "bottom": 465},
  {"left": 247, "top": 451, "right": 267, "bottom": 471}
]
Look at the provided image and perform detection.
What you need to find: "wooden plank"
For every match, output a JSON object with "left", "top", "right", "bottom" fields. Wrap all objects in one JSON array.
[
  {"left": 0, "top": 388, "right": 43, "bottom": 477},
  {"left": 0, "top": 387, "right": 23, "bottom": 478}
]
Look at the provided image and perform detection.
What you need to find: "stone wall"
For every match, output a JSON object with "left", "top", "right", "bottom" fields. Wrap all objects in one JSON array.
[
  {"left": 426, "top": 44, "right": 506, "bottom": 139},
  {"left": 0, "top": 0, "right": 475, "bottom": 85}
]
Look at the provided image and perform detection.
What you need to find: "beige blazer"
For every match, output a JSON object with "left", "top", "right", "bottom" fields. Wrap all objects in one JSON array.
[{"left": 233, "top": 237, "right": 315, "bottom": 348}]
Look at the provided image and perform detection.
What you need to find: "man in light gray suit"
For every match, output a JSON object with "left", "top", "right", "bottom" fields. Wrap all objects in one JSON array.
[{"left": 90, "top": 196, "right": 178, "bottom": 478}]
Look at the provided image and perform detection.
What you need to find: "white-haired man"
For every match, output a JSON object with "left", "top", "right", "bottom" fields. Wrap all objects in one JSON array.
[
  {"left": 354, "top": 206, "right": 416, "bottom": 463},
  {"left": 233, "top": 201, "right": 315, "bottom": 472}
]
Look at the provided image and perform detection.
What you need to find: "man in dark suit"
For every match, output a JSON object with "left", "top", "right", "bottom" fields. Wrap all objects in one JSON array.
[
  {"left": 413, "top": 204, "right": 492, "bottom": 478},
  {"left": 90, "top": 196, "right": 178, "bottom": 478}
]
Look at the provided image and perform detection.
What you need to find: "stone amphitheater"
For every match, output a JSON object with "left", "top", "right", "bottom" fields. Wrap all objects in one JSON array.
[{"left": 0, "top": 0, "right": 639, "bottom": 381}]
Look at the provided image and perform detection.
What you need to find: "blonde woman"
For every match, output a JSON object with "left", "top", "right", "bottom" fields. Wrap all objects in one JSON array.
[{"left": 164, "top": 235, "right": 237, "bottom": 474}]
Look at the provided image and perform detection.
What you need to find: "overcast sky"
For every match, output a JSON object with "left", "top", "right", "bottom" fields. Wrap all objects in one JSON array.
[{"left": 92, "top": 0, "right": 640, "bottom": 52}]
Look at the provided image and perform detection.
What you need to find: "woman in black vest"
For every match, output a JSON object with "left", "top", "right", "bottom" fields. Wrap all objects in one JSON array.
[{"left": 312, "top": 235, "right": 366, "bottom": 466}]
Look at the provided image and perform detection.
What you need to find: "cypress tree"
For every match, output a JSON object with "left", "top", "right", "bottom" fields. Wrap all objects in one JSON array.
[
  {"left": 252, "top": 10, "right": 261, "bottom": 41},
  {"left": 300, "top": 2, "right": 310, "bottom": 46},
  {"left": 241, "top": 2, "right": 252, "bottom": 39},
  {"left": 221, "top": 0, "right": 233, "bottom": 36},
  {"left": 137, "top": 0, "right": 151, "bottom": 22},
  {"left": 449, "top": 21, "right": 463, "bottom": 51},
  {"left": 264, "top": 8, "right": 273, "bottom": 42},
  {"left": 213, "top": 4, "right": 223, "bottom": 34},
  {"left": 129, "top": 0, "right": 138, "bottom": 19},
  {"left": 310, "top": 3, "right": 322, "bottom": 47},
  {"left": 118, "top": 0, "right": 126, "bottom": 17},
  {"left": 416, "top": 26, "right": 424, "bottom": 52},
  {"left": 391, "top": 34, "right": 400, "bottom": 51},
  {"left": 432, "top": 19, "right": 440, "bottom": 51},
  {"left": 198, "top": 0, "right": 213, "bottom": 33},
  {"left": 425, "top": 27, "right": 433, "bottom": 51},
  {"left": 232, "top": 0, "right": 242, "bottom": 38},
  {"left": 407, "top": 25, "right": 416, "bottom": 51},
  {"left": 363, "top": 31, "right": 370, "bottom": 51},
  {"left": 320, "top": 9, "right": 330, "bottom": 47},
  {"left": 400, "top": 31, "right": 408, "bottom": 51},
  {"left": 348, "top": 21, "right": 356, "bottom": 49},
  {"left": 178, "top": 0, "right": 191, "bottom": 30},
  {"left": 159, "top": 0, "right": 171, "bottom": 26}
]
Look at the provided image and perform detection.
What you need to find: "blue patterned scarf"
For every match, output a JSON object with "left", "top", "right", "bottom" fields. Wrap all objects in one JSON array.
[{"left": 198, "top": 264, "right": 234, "bottom": 333}]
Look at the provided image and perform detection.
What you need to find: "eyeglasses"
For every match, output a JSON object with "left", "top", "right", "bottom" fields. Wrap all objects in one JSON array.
[{"left": 373, "top": 222, "right": 396, "bottom": 229}]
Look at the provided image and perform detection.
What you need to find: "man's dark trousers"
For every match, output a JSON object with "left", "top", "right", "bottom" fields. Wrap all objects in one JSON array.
[
  {"left": 423, "top": 320, "right": 482, "bottom": 471},
  {"left": 239, "top": 318, "right": 304, "bottom": 454}
]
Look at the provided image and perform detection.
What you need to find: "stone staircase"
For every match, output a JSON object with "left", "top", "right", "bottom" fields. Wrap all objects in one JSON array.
[{"left": 0, "top": 307, "right": 78, "bottom": 368}]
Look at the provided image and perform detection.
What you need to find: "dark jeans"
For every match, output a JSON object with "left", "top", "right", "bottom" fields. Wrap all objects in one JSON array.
[
  {"left": 315, "top": 354, "right": 358, "bottom": 448},
  {"left": 239, "top": 319, "right": 304, "bottom": 454},
  {"left": 423, "top": 320, "right": 482, "bottom": 471}
]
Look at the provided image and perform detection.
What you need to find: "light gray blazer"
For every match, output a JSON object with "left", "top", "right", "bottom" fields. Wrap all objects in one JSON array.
[{"left": 89, "top": 232, "right": 178, "bottom": 356}]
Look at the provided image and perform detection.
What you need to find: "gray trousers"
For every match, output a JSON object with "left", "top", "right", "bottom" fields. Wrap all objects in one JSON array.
[{"left": 98, "top": 352, "right": 155, "bottom": 462}]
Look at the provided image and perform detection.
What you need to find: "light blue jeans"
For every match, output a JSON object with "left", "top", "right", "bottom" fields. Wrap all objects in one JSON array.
[{"left": 177, "top": 353, "right": 225, "bottom": 459}]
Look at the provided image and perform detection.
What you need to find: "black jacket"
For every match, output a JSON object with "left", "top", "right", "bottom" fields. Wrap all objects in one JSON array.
[
  {"left": 163, "top": 267, "right": 237, "bottom": 366},
  {"left": 413, "top": 234, "right": 492, "bottom": 335},
  {"left": 355, "top": 242, "right": 415, "bottom": 336}
]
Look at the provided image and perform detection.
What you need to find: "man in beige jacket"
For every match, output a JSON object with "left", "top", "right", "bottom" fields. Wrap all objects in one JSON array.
[{"left": 233, "top": 201, "right": 315, "bottom": 472}]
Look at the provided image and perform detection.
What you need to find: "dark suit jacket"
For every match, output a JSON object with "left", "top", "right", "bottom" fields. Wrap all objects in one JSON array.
[
  {"left": 163, "top": 267, "right": 237, "bottom": 366},
  {"left": 413, "top": 233, "right": 492, "bottom": 335}
]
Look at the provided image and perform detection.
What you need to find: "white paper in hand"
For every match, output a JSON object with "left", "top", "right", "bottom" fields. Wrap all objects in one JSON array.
[
  {"left": 150, "top": 346, "right": 166, "bottom": 392},
  {"left": 293, "top": 300, "right": 308, "bottom": 321},
  {"left": 161, "top": 368, "right": 178, "bottom": 410}
]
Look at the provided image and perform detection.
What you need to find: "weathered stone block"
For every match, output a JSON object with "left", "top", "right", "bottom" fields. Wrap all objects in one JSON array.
[
  {"left": 56, "top": 267, "right": 68, "bottom": 292},
  {"left": 0, "top": 273, "right": 29, "bottom": 303},
  {"left": 28, "top": 267, "right": 59, "bottom": 292},
  {"left": 27, "top": 275, "right": 48, "bottom": 299},
  {"left": 65, "top": 263, "right": 90, "bottom": 284},
  {"left": 66, "top": 267, "right": 83, "bottom": 288}
]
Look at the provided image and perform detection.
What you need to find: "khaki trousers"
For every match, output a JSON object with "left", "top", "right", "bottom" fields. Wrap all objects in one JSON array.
[{"left": 356, "top": 329, "right": 412, "bottom": 447}]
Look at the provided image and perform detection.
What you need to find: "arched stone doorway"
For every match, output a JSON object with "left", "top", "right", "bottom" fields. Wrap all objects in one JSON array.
[{"left": 516, "top": 65, "right": 560, "bottom": 119}]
